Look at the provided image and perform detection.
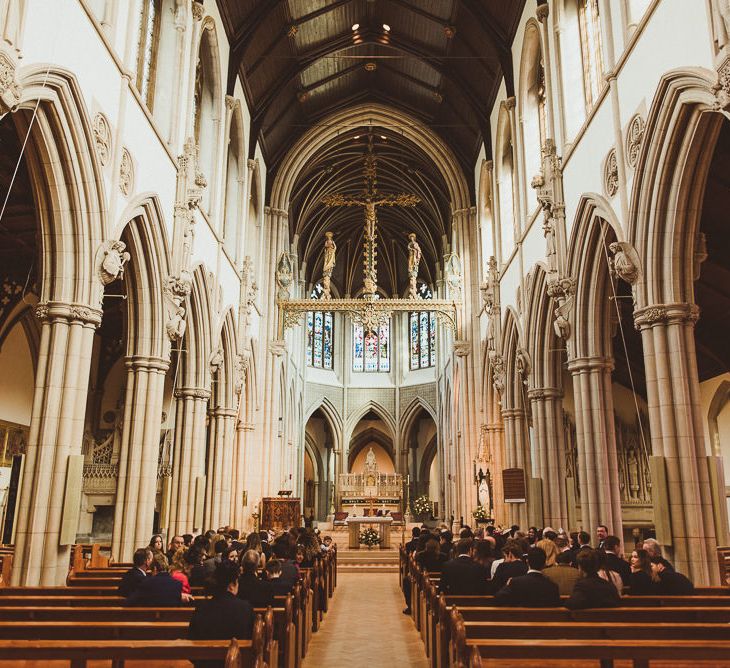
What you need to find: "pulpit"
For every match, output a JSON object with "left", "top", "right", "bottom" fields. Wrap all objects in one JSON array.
[{"left": 260, "top": 497, "right": 301, "bottom": 530}]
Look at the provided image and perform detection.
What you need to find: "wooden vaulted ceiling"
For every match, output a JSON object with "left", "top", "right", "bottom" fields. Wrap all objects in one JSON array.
[
  {"left": 290, "top": 127, "right": 451, "bottom": 295},
  {"left": 217, "top": 0, "right": 525, "bottom": 180}
]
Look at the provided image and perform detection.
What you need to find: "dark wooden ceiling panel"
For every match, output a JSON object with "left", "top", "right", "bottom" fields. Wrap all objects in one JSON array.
[{"left": 217, "top": 0, "right": 526, "bottom": 186}]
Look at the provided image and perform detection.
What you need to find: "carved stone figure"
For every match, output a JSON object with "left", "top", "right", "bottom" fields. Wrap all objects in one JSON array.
[
  {"left": 275, "top": 252, "right": 293, "bottom": 299},
  {"left": 553, "top": 306, "right": 571, "bottom": 340},
  {"left": 609, "top": 241, "right": 641, "bottom": 284},
  {"left": 515, "top": 348, "right": 531, "bottom": 383},
  {"left": 209, "top": 347, "right": 224, "bottom": 375},
  {"left": 166, "top": 305, "right": 186, "bottom": 340},
  {"left": 490, "top": 352, "right": 505, "bottom": 397},
  {"left": 407, "top": 233, "right": 422, "bottom": 298},
  {"left": 713, "top": 0, "right": 730, "bottom": 52},
  {"left": 99, "top": 240, "right": 130, "bottom": 285},
  {"left": 444, "top": 252, "right": 462, "bottom": 298},
  {"left": 0, "top": 49, "right": 21, "bottom": 115},
  {"left": 322, "top": 231, "right": 336, "bottom": 299}
]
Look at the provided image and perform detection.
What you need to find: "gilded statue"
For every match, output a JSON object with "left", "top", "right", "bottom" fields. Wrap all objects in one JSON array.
[
  {"left": 322, "top": 231, "right": 336, "bottom": 299},
  {"left": 407, "top": 233, "right": 422, "bottom": 298}
]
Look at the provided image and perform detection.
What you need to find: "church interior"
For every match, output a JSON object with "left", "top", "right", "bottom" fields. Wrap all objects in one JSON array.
[{"left": 1, "top": 0, "right": 730, "bottom": 665}]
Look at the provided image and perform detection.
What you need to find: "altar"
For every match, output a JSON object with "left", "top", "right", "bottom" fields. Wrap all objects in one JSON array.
[
  {"left": 337, "top": 446, "right": 403, "bottom": 513},
  {"left": 344, "top": 516, "right": 393, "bottom": 549}
]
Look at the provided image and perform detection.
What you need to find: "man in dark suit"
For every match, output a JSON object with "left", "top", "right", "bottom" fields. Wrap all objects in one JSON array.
[
  {"left": 439, "top": 539, "right": 489, "bottom": 595},
  {"left": 118, "top": 548, "right": 151, "bottom": 598},
  {"left": 127, "top": 553, "right": 186, "bottom": 606},
  {"left": 495, "top": 547, "right": 561, "bottom": 607},
  {"left": 404, "top": 527, "right": 420, "bottom": 554},
  {"left": 491, "top": 542, "right": 528, "bottom": 592},
  {"left": 238, "top": 549, "right": 275, "bottom": 607},
  {"left": 651, "top": 557, "right": 694, "bottom": 594},
  {"left": 189, "top": 560, "right": 254, "bottom": 668},
  {"left": 596, "top": 525, "right": 609, "bottom": 550},
  {"left": 602, "top": 535, "right": 631, "bottom": 586},
  {"left": 271, "top": 539, "right": 300, "bottom": 590},
  {"left": 565, "top": 548, "right": 621, "bottom": 609}
]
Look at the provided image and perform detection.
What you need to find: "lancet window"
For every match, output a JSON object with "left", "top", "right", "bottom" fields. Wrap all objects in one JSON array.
[
  {"left": 409, "top": 283, "right": 436, "bottom": 370},
  {"left": 353, "top": 320, "right": 390, "bottom": 373},
  {"left": 134, "top": 0, "right": 161, "bottom": 109},
  {"left": 306, "top": 283, "right": 334, "bottom": 370},
  {"left": 578, "top": 0, "right": 605, "bottom": 108}
]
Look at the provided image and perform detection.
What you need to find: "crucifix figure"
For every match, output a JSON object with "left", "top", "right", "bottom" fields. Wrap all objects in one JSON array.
[{"left": 321, "top": 134, "right": 420, "bottom": 299}]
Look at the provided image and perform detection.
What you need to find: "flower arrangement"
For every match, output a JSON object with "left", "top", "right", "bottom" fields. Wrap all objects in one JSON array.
[
  {"left": 359, "top": 527, "right": 381, "bottom": 547},
  {"left": 472, "top": 505, "right": 491, "bottom": 521},
  {"left": 412, "top": 495, "right": 432, "bottom": 517}
]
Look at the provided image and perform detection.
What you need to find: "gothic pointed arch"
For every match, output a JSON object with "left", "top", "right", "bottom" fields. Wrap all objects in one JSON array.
[
  {"left": 16, "top": 65, "right": 107, "bottom": 307},
  {"left": 180, "top": 264, "right": 215, "bottom": 391},
  {"left": 344, "top": 400, "right": 396, "bottom": 446}
]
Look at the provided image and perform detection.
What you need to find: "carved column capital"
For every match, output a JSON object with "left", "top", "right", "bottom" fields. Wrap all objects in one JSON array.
[
  {"left": 0, "top": 50, "right": 22, "bottom": 116},
  {"left": 125, "top": 355, "right": 171, "bottom": 373},
  {"left": 566, "top": 356, "right": 614, "bottom": 373},
  {"left": 527, "top": 387, "right": 563, "bottom": 401},
  {"left": 453, "top": 340, "right": 471, "bottom": 357},
  {"left": 633, "top": 302, "right": 700, "bottom": 330},
  {"left": 191, "top": 1, "right": 204, "bottom": 21},
  {"left": 35, "top": 301, "right": 103, "bottom": 327},
  {"left": 174, "top": 387, "right": 211, "bottom": 400},
  {"left": 270, "top": 339, "right": 287, "bottom": 356}
]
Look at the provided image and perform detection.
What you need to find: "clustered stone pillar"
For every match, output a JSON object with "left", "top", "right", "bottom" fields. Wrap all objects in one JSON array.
[
  {"left": 567, "top": 356, "right": 622, "bottom": 535},
  {"left": 12, "top": 302, "right": 101, "bottom": 585},
  {"left": 230, "top": 418, "right": 251, "bottom": 531},
  {"left": 501, "top": 407, "right": 528, "bottom": 528},
  {"left": 528, "top": 388, "right": 569, "bottom": 530},
  {"left": 204, "top": 406, "right": 237, "bottom": 529},
  {"left": 168, "top": 387, "right": 210, "bottom": 535},
  {"left": 635, "top": 303, "right": 719, "bottom": 584},
  {"left": 112, "top": 355, "right": 170, "bottom": 562}
]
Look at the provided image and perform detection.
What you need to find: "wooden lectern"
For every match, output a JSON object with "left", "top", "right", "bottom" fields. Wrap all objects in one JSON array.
[{"left": 260, "top": 497, "right": 301, "bottom": 530}]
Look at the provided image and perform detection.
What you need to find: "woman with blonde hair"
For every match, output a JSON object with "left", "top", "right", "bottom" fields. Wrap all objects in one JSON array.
[
  {"left": 169, "top": 547, "right": 192, "bottom": 595},
  {"left": 535, "top": 539, "right": 559, "bottom": 568}
]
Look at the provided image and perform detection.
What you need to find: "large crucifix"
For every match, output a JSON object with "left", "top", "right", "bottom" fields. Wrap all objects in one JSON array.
[{"left": 321, "top": 134, "right": 420, "bottom": 298}]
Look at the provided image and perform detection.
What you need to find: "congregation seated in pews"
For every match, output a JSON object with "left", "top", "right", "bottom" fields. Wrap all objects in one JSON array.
[
  {"left": 0, "top": 525, "right": 337, "bottom": 667},
  {"left": 401, "top": 522, "right": 730, "bottom": 667}
]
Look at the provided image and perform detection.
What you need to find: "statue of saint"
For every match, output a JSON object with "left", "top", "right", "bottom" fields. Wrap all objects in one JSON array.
[
  {"left": 408, "top": 233, "right": 422, "bottom": 298},
  {"left": 365, "top": 446, "right": 376, "bottom": 469},
  {"left": 323, "top": 231, "right": 336, "bottom": 275},
  {"left": 322, "top": 231, "right": 336, "bottom": 299}
]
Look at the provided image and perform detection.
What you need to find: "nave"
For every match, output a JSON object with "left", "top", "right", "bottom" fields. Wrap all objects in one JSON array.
[{"left": 303, "top": 572, "right": 428, "bottom": 668}]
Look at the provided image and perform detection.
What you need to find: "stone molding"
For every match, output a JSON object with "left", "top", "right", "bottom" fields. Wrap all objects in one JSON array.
[
  {"left": 633, "top": 302, "right": 700, "bottom": 330},
  {"left": 35, "top": 301, "right": 103, "bottom": 327},
  {"left": 501, "top": 408, "right": 526, "bottom": 418},
  {"left": 174, "top": 387, "right": 211, "bottom": 400},
  {"left": 604, "top": 148, "right": 619, "bottom": 197},
  {"left": 92, "top": 112, "right": 112, "bottom": 166},
  {"left": 625, "top": 114, "right": 645, "bottom": 168},
  {"left": 119, "top": 147, "right": 134, "bottom": 196},
  {"left": 527, "top": 387, "right": 563, "bottom": 401},
  {"left": 566, "top": 356, "right": 615, "bottom": 373},
  {"left": 208, "top": 407, "right": 237, "bottom": 418},
  {"left": 124, "top": 355, "right": 170, "bottom": 372}
]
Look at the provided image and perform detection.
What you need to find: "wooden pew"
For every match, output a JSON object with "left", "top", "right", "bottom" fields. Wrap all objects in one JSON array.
[
  {"left": 0, "top": 634, "right": 263, "bottom": 667},
  {"left": 462, "top": 638, "right": 730, "bottom": 668}
]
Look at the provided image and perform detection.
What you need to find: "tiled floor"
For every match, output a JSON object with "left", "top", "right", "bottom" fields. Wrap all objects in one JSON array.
[{"left": 303, "top": 572, "right": 429, "bottom": 667}]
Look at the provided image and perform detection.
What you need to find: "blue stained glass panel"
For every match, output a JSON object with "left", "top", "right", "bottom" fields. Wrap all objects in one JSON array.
[
  {"left": 364, "top": 331, "right": 378, "bottom": 372},
  {"left": 323, "top": 313, "right": 333, "bottom": 370},
  {"left": 306, "top": 312, "right": 314, "bottom": 367},
  {"left": 379, "top": 322, "right": 390, "bottom": 372},
  {"left": 419, "top": 311, "right": 429, "bottom": 368},
  {"left": 353, "top": 323, "right": 364, "bottom": 372},
  {"left": 429, "top": 312, "right": 436, "bottom": 366},
  {"left": 313, "top": 311, "right": 323, "bottom": 368},
  {"left": 410, "top": 313, "right": 419, "bottom": 370}
]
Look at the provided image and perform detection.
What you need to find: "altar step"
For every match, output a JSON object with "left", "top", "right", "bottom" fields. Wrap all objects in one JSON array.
[{"left": 336, "top": 548, "right": 400, "bottom": 573}]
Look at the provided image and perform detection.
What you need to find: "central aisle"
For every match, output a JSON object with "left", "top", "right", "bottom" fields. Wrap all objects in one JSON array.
[{"left": 302, "top": 571, "right": 429, "bottom": 667}]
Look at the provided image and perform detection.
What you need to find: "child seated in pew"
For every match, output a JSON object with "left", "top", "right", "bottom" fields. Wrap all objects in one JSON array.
[{"left": 189, "top": 560, "right": 254, "bottom": 668}]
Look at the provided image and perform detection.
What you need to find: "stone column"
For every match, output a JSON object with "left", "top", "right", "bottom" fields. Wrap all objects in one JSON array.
[
  {"left": 635, "top": 303, "right": 718, "bottom": 584},
  {"left": 501, "top": 408, "right": 528, "bottom": 527},
  {"left": 112, "top": 355, "right": 169, "bottom": 562},
  {"left": 12, "top": 302, "right": 101, "bottom": 585},
  {"left": 168, "top": 387, "right": 210, "bottom": 535},
  {"left": 567, "top": 356, "right": 622, "bottom": 535},
  {"left": 204, "top": 406, "right": 236, "bottom": 530},
  {"left": 528, "top": 388, "right": 569, "bottom": 530}
]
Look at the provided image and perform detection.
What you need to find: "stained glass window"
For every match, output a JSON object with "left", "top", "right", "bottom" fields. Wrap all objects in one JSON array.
[
  {"left": 578, "top": 0, "right": 604, "bottom": 109},
  {"left": 409, "top": 284, "right": 436, "bottom": 370},
  {"left": 134, "top": 0, "right": 161, "bottom": 110},
  {"left": 306, "top": 284, "right": 333, "bottom": 369},
  {"left": 353, "top": 321, "right": 390, "bottom": 372}
]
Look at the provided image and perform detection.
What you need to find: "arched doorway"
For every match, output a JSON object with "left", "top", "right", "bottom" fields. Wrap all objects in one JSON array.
[{"left": 303, "top": 408, "right": 333, "bottom": 521}]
